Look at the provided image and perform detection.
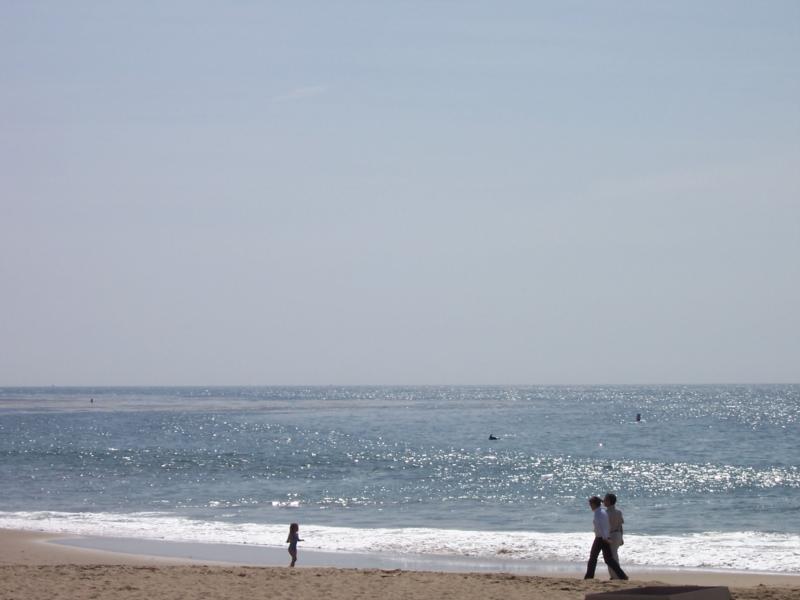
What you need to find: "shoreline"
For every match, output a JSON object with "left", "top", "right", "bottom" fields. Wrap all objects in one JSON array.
[
  {"left": 2, "top": 529, "right": 798, "bottom": 600},
  {"left": 2, "top": 528, "right": 799, "bottom": 587}
]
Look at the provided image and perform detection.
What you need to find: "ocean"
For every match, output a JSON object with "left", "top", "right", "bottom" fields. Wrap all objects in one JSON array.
[{"left": 0, "top": 385, "right": 797, "bottom": 573}]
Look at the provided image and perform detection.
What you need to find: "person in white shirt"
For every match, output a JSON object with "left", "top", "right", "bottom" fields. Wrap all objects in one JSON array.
[
  {"left": 604, "top": 493, "right": 625, "bottom": 579},
  {"left": 584, "top": 496, "right": 628, "bottom": 580}
]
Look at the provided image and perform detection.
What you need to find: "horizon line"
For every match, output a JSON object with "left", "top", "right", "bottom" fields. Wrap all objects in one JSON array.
[{"left": 1, "top": 382, "right": 798, "bottom": 388}]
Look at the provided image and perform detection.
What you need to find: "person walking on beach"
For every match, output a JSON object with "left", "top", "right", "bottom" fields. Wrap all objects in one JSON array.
[
  {"left": 287, "top": 523, "right": 303, "bottom": 567},
  {"left": 584, "top": 496, "right": 628, "bottom": 580},
  {"left": 603, "top": 493, "right": 625, "bottom": 579}
]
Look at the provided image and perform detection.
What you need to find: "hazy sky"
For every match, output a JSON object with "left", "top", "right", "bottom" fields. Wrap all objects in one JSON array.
[{"left": 2, "top": 2, "right": 798, "bottom": 386}]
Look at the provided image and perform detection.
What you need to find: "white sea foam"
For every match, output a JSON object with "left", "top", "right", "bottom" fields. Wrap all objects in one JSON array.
[{"left": 1, "top": 511, "right": 797, "bottom": 573}]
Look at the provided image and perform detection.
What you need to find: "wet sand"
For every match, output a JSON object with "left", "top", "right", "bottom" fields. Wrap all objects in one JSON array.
[{"left": 1, "top": 529, "right": 797, "bottom": 600}]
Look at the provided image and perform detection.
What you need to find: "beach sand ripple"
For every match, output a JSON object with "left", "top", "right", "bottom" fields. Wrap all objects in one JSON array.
[{"left": 1, "top": 565, "right": 798, "bottom": 600}]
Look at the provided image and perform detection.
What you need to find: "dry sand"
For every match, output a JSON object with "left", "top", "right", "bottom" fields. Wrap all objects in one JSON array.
[{"left": 1, "top": 529, "right": 797, "bottom": 600}]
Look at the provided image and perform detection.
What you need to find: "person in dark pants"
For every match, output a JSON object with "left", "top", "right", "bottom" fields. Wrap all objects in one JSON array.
[
  {"left": 584, "top": 496, "right": 628, "bottom": 580},
  {"left": 604, "top": 492, "right": 625, "bottom": 579}
]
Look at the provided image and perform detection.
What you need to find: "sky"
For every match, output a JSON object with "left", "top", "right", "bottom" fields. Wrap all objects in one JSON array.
[{"left": 1, "top": 2, "right": 799, "bottom": 386}]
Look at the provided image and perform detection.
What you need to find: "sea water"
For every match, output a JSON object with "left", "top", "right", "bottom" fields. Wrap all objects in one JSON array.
[{"left": 0, "top": 385, "right": 797, "bottom": 573}]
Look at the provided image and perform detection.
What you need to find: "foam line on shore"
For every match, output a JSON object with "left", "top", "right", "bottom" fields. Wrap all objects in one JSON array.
[
  {"left": 50, "top": 534, "right": 800, "bottom": 587},
  {"left": 4, "top": 510, "right": 799, "bottom": 573},
  {"left": 54, "top": 535, "right": 582, "bottom": 574},
  {"left": 2, "top": 529, "right": 799, "bottom": 593}
]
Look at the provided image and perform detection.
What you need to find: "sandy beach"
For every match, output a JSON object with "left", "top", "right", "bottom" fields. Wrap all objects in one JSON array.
[{"left": 1, "top": 529, "right": 797, "bottom": 600}]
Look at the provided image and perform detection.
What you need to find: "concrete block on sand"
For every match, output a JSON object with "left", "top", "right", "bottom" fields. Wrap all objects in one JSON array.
[{"left": 585, "top": 586, "right": 731, "bottom": 600}]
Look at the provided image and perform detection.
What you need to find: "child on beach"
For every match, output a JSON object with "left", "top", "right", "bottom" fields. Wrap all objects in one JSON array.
[{"left": 286, "top": 523, "right": 303, "bottom": 567}]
